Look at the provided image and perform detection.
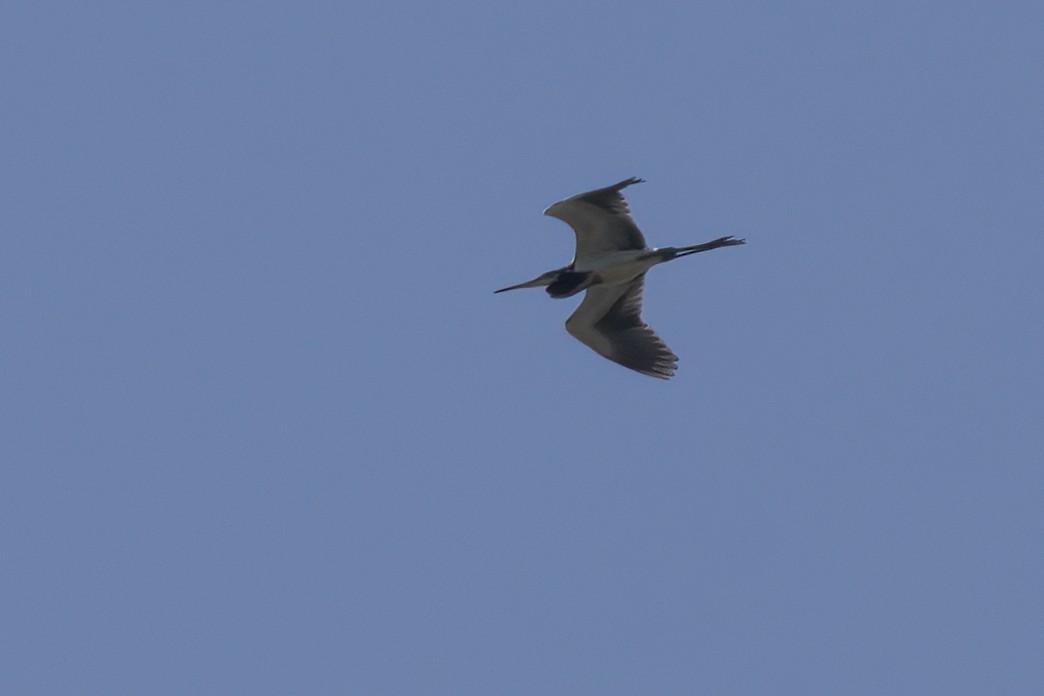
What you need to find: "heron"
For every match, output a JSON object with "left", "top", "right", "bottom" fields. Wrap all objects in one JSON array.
[{"left": 495, "top": 177, "right": 744, "bottom": 379}]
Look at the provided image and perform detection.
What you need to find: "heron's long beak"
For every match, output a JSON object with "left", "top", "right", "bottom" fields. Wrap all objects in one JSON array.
[{"left": 494, "top": 275, "right": 549, "bottom": 293}]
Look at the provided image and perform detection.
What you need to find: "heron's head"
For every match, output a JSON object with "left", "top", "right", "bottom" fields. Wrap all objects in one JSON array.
[{"left": 494, "top": 269, "right": 560, "bottom": 294}]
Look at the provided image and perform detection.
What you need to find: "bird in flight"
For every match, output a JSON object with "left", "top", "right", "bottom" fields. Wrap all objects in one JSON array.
[{"left": 495, "top": 177, "right": 744, "bottom": 379}]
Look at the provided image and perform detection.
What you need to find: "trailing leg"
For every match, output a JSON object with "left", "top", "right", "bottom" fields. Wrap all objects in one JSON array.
[{"left": 669, "top": 236, "right": 746, "bottom": 259}]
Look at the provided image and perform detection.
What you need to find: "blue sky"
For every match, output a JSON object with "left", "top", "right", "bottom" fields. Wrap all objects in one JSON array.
[{"left": 3, "top": 2, "right": 1042, "bottom": 693}]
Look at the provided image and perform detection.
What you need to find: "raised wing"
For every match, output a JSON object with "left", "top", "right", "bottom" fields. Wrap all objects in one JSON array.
[
  {"left": 565, "top": 275, "right": 678, "bottom": 379},
  {"left": 544, "top": 177, "right": 648, "bottom": 263}
]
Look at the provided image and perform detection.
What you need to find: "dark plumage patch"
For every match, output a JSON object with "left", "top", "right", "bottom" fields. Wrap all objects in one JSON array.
[{"left": 546, "top": 271, "right": 591, "bottom": 298}]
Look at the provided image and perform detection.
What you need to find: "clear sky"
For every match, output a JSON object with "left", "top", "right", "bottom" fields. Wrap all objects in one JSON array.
[{"left": 3, "top": 2, "right": 1042, "bottom": 694}]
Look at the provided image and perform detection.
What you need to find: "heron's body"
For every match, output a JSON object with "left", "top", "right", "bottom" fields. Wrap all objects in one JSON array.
[
  {"left": 574, "top": 248, "right": 658, "bottom": 276},
  {"left": 496, "top": 178, "right": 744, "bottom": 379}
]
